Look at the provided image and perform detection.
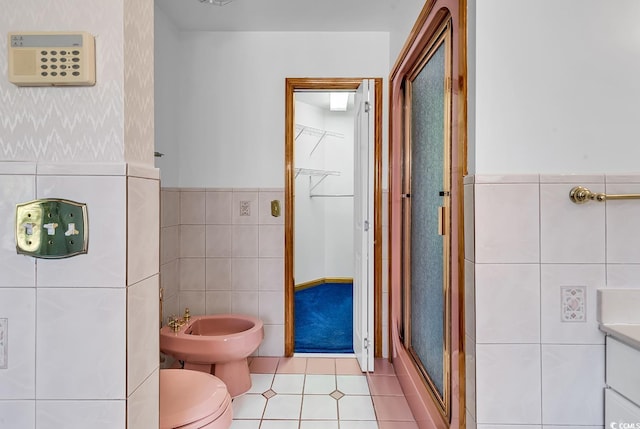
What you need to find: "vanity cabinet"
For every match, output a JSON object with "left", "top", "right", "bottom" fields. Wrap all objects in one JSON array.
[{"left": 606, "top": 336, "right": 640, "bottom": 423}]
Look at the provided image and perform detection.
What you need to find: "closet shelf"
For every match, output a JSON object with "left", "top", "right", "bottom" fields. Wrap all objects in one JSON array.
[
  {"left": 295, "top": 124, "right": 344, "bottom": 156},
  {"left": 294, "top": 168, "right": 341, "bottom": 193},
  {"left": 294, "top": 168, "right": 340, "bottom": 178}
]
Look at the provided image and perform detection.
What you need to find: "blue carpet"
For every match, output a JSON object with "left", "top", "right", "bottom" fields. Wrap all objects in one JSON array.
[{"left": 294, "top": 282, "right": 353, "bottom": 353}]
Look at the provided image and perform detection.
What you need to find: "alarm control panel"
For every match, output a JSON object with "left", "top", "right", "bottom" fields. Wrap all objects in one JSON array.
[{"left": 8, "top": 31, "right": 96, "bottom": 87}]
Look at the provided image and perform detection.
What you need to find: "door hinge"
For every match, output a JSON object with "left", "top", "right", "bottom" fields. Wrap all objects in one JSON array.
[
  {"left": 364, "top": 101, "right": 370, "bottom": 113},
  {"left": 364, "top": 220, "right": 369, "bottom": 231},
  {"left": 364, "top": 338, "right": 370, "bottom": 349}
]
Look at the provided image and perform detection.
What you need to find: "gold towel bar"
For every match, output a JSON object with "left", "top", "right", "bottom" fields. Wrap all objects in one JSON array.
[{"left": 569, "top": 186, "right": 640, "bottom": 204}]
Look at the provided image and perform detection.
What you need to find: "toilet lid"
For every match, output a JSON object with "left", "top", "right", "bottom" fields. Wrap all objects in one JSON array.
[{"left": 160, "top": 369, "right": 230, "bottom": 429}]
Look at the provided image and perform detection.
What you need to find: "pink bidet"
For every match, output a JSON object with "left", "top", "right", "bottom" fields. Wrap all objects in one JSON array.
[{"left": 160, "top": 314, "right": 264, "bottom": 397}]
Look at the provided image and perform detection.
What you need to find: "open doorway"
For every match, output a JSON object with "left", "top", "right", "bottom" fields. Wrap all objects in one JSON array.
[
  {"left": 284, "top": 78, "right": 383, "bottom": 367},
  {"left": 293, "top": 90, "right": 356, "bottom": 354}
]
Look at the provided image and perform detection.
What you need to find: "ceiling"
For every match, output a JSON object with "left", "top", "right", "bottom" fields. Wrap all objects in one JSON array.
[
  {"left": 155, "top": 0, "right": 398, "bottom": 32},
  {"left": 296, "top": 92, "right": 356, "bottom": 112}
]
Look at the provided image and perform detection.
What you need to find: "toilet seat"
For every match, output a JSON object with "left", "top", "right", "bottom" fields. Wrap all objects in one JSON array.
[{"left": 160, "top": 369, "right": 233, "bottom": 429}]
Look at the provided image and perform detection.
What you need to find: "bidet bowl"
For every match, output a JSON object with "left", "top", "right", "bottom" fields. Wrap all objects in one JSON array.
[
  {"left": 160, "top": 314, "right": 263, "bottom": 363},
  {"left": 160, "top": 314, "right": 264, "bottom": 397}
]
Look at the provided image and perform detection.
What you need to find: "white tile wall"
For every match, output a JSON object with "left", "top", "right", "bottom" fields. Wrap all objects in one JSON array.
[
  {"left": 205, "top": 225, "right": 232, "bottom": 257},
  {"left": 36, "top": 400, "right": 125, "bottom": 429},
  {"left": 127, "top": 275, "right": 159, "bottom": 396},
  {"left": 540, "top": 183, "right": 605, "bottom": 263},
  {"left": 0, "top": 289, "right": 35, "bottom": 400},
  {"left": 474, "top": 183, "right": 540, "bottom": 263},
  {"left": 127, "top": 176, "right": 159, "bottom": 285},
  {"left": 469, "top": 174, "right": 623, "bottom": 429},
  {"left": 475, "top": 264, "right": 540, "bottom": 344},
  {"left": 606, "top": 183, "right": 640, "bottom": 263},
  {"left": 36, "top": 175, "right": 127, "bottom": 288},
  {"left": 475, "top": 344, "right": 542, "bottom": 424},
  {"left": 606, "top": 265, "right": 640, "bottom": 288},
  {"left": 464, "top": 260, "right": 475, "bottom": 341},
  {"left": 205, "top": 191, "right": 233, "bottom": 224},
  {"left": 540, "top": 264, "right": 605, "bottom": 344},
  {"left": 233, "top": 225, "right": 259, "bottom": 257},
  {"left": 259, "top": 225, "right": 285, "bottom": 258},
  {"left": 0, "top": 400, "right": 35, "bottom": 428},
  {"left": 232, "top": 258, "right": 259, "bottom": 290},
  {"left": 466, "top": 334, "right": 477, "bottom": 421},
  {"left": 127, "top": 369, "right": 159, "bottom": 429},
  {"left": 180, "top": 190, "right": 206, "bottom": 225},
  {"left": 0, "top": 173, "right": 36, "bottom": 288},
  {"left": 259, "top": 258, "right": 284, "bottom": 291},
  {"left": 180, "top": 225, "right": 205, "bottom": 257},
  {"left": 180, "top": 258, "right": 206, "bottom": 290},
  {"left": 464, "top": 181, "right": 475, "bottom": 263},
  {"left": 541, "top": 345, "right": 604, "bottom": 425},
  {"left": 36, "top": 288, "right": 126, "bottom": 399}
]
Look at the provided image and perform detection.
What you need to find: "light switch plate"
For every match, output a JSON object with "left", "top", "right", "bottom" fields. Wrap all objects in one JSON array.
[
  {"left": 0, "top": 318, "right": 7, "bottom": 369},
  {"left": 561, "top": 286, "right": 587, "bottom": 323}
]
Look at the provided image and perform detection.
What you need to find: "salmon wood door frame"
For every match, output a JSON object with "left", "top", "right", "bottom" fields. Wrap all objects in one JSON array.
[
  {"left": 388, "top": 0, "right": 467, "bottom": 428},
  {"left": 284, "top": 77, "right": 383, "bottom": 358}
]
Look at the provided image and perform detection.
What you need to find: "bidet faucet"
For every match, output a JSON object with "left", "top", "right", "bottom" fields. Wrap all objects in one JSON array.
[{"left": 167, "top": 315, "right": 184, "bottom": 332}]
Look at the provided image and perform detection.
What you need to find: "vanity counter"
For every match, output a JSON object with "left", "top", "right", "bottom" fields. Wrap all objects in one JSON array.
[{"left": 600, "top": 324, "right": 640, "bottom": 351}]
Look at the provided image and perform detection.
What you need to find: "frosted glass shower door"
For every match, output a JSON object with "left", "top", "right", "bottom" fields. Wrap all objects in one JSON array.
[{"left": 403, "top": 26, "right": 451, "bottom": 411}]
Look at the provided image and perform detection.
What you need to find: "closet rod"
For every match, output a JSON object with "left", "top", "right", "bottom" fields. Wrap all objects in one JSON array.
[{"left": 570, "top": 186, "right": 640, "bottom": 204}]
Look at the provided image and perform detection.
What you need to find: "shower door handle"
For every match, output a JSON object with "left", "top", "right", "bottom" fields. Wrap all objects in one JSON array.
[{"left": 438, "top": 206, "right": 447, "bottom": 236}]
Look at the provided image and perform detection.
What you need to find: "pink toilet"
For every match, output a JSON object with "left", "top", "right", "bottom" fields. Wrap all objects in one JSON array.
[{"left": 160, "top": 369, "right": 232, "bottom": 429}]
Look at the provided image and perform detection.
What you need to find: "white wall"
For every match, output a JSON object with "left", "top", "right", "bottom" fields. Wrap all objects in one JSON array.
[
  {"left": 388, "top": 0, "right": 428, "bottom": 68},
  {"left": 295, "top": 101, "right": 327, "bottom": 283},
  {"left": 322, "top": 112, "right": 354, "bottom": 277},
  {"left": 294, "top": 101, "right": 354, "bottom": 284},
  {"left": 154, "top": 5, "right": 181, "bottom": 186},
  {"left": 473, "top": 0, "right": 640, "bottom": 174},
  {"left": 174, "top": 31, "right": 389, "bottom": 188}
]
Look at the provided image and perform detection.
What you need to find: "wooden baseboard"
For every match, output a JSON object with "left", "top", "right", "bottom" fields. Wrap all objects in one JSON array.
[{"left": 294, "top": 277, "right": 354, "bottom": 291}]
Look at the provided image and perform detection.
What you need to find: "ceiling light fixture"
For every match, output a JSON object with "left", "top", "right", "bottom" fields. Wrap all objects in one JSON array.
[
  {"left": 199, "top": 0, "right": 234, "bottom": 5},
  {"left": 330, "top": 93, "right": 349, "bottom": 112}
]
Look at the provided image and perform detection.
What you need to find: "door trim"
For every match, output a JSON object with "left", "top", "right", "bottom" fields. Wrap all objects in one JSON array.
[{"left": 284, "top": 77, "right": 383, "bottom": 357}]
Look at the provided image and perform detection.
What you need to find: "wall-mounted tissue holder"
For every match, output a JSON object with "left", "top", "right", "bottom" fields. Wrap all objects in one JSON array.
[{"left": 15, "top": 199, "right": 88, "bottom": 259}]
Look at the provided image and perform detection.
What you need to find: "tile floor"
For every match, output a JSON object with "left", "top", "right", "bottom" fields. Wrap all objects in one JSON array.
[{"left": 231, "top": 356, "right": 418, "bottom": 429}]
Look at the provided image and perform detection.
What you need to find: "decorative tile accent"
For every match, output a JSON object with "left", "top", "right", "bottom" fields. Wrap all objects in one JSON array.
[
  {"left": 561, "top": 286, "right": 586, "bottom": 322},
  {"left": 330, "top": 389, "right": 345, "bottom": 400},
  {"left": 240, "top": 200, "right": 251, "bottom": 216},
  {"left": 262, "top": 389, "right": 276, "bottom": 399}
]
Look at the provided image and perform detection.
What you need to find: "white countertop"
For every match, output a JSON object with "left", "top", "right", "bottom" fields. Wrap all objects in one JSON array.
[{"left": 600, "top": 324, "right": 640, "bottom": 350}]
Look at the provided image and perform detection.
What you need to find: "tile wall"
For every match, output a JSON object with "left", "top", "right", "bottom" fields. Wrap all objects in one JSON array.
[
  {"left": 161, "top": 188, "right": 285, "bottom": 356},
  {"left": 161, "top": 187, "right": 391, "bottom": 360},
  {"left": 465, "top": 173, "right": 640, "bottom": 429},
  {"left": 0, "top": 162, "right": 159, "bottom": 429}
]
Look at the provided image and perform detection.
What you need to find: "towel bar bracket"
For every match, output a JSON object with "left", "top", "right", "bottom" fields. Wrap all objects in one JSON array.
[{"left": 569, "top": 186, "right": 640, "bottom": 204}]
